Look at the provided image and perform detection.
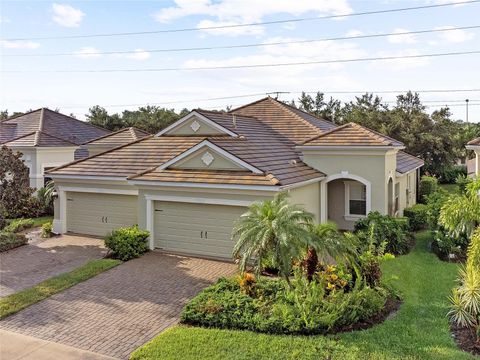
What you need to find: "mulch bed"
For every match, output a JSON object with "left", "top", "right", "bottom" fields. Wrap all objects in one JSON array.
[
  {"left": 334, "top": 295, "right": 402, "bottom": 334},
  {"left": 451, "top": 324, "right": 480, "bottom": 356}
]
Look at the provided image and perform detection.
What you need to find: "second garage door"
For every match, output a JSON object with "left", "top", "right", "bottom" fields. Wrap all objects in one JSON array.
[
  {"left": 66, "top": 192, "right": 138, "bottom": 237},
  {"left": 154, "top": 201, "right": 247, "bottom": 259}
]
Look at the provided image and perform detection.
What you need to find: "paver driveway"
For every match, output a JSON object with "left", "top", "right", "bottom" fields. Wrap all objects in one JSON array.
[
  {"left": 0, "top": 234, "right": 107, "bottom": 297},
  {"left": 0, "top": 251, "right": 236, "bottom": 359}
]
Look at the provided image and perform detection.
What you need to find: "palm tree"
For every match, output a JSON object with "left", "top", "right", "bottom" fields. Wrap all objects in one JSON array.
[
  {"left": 305, "top": 222, "right": 358, "bottom": 281},
  {"left": 232, "top": 192, "right": 313, "bottom": 281}
]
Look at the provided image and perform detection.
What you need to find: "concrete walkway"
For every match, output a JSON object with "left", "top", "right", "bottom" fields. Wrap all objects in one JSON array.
[
  {"left": 0, "top": 234, "right": 107, "bottom": 297},
  {"left": 0, "top": 329, "right": 116, "bottom": 360}
]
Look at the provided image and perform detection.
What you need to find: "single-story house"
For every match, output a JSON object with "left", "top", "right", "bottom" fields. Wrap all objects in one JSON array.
[
  {"left": 466, "top": 137, "right": 480, "bottom": 176},
  {"left": 48, "top": 97, "right": 424, "bottom": 260},
  {"left": 0, "top": 108, "right": 111, "bottom": 189}
]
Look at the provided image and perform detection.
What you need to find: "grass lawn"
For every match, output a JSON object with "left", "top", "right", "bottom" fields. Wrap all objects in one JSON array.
[
  {"left": 31, "top": 216, "right": 54, "bottom": 227},
  {"left": 130, "top": 232, "right": 475, "bottom": 360},
  {"left": 0, "top": 259, "right": 121, "bottom": 319}
]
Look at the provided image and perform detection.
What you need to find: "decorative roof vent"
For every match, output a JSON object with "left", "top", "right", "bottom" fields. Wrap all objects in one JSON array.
[
  {"left": 289, "top": 159, "right": 297, "bottom": 166},
  {"left": 232, "top": 114, "right": 237, "bottom": 129},
  {"left": 201, "top": 151, "right": 214, "bottom": 166},
  {"left": 190, "top": 120, "right": 201, "bottom": 132}
]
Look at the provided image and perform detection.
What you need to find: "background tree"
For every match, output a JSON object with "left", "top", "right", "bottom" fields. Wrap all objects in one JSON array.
[{"left": 0, "top": 146, "right": 37, "bottom": 219}]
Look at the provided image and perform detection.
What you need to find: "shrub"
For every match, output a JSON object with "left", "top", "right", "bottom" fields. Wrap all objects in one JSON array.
[
  {"left": 438, "top": 165, "right": 467, "bottom": 184},
  {"left": 431, "top": 228, "right": 468, "bottom": 261},
  {"left": 359, "top": 251, "right": 382, "bottom": 287},
  {"left": 4, "top": 218, "right": 34, "bottom": 233},
  {"left": 403, "top": 204, "right": 428, "bottom": 231},
  {"left": 0, "top": 232, "right": 27, "bottom": 252},
  {"left": 456, "top": 174, "right": 473, "bottom": 195},
  {"left": 104, "top": 225, "right": 149, "bottom": 261},
  {"left": 41, "top": 222, "right": 53, "bottom": 238},
  {"left": 425, "top": 189, "right": 450, "bottom": 229},
  {"left": 36, "top": 186, "right": 54, "bottom": 216},
  {"left": 419, "top": 175, "right": 439, "bottom": 202},
  {"left": 181, "top": 276, "right": 390, "bottom": 335},
  {"left": 354, "top": 212, "right": 412, "bottom": 255}
]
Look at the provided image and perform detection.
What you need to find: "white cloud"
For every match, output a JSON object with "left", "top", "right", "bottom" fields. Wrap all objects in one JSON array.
[
  {"left": 52, "top": 3, "right": 85, "bottom": 27},
  {"left": 73, "top": 47, "right": 101, "bottom": 59},
  {"left": 345, "top": 29, "right": 363, "bottom": 37},
  {"left": 123, "top": 49, "right": 151, "bottom": 61},
  {"left": 428, "top": 0, "right": 469, "bottom": 6},
  {"left": 387, "top": 28, "right": 416, "bottom": 44},
  {"left": 372, "top": 49, "right": 430, "bottom": 71},
  {"left": 1, "top": 40, "right": 40, "bottom": 49},
  {"left": 153, "top": 0, "right": 352, "bottom": 36},
  {"left": 436, "top": 26, "right": 475, "bottom": 43}
]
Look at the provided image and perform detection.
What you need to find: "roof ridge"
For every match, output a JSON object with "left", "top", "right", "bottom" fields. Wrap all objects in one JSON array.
[
  {"left": 300, "top": 123, "right": 351, "bottom": 145},
  {"left": 3, "top": 108, "right": 43, "bottom": 122},
  {"left": 228, "top": 96, "right": 271, "bottom": 113},
  {"left": 82, "top": 127, "right": 131, "bottom": 145},
  {"left": 350, "top": 122, "right": 403, "bottom": 146},
  {"left": 37, "top": 130, "right": 79, "bottom": 146},
  {"left": 274, "top": 98, "right": 335, "bottom": 128},
  {"left": 0, "top": 131, "right": 37, "bottom": 145},
  {"left": 38, "top": 108, "right": 45, "bottom": 131},
  {"left": 42, "top": 108, "right": 112, "bottom": 134},
  {"left": 47, "top": 134, "right": 155, "bottom": 174}
]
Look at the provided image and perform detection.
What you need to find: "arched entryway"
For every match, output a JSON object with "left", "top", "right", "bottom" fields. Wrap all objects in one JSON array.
[{"left": 320, "top": 173, "right": 371, "bottom": 230}]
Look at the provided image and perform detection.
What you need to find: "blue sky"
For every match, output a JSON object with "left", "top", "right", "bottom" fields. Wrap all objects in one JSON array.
[{"left": 1, "top": 0, "right": 479, "bottom": 122}]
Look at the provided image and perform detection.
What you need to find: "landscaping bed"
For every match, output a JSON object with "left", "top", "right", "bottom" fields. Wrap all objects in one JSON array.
[
  {"left": 0, "top": 232, "right": 27, "bottom": 252},
  {"left": 452, "top": 324, "right": 480, "bottom": 356}
]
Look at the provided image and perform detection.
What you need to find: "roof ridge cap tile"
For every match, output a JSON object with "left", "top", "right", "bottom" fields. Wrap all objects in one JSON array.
[
  {"left": 301, "top": 123, "right": 351, "bottom": 145},
  {"left": 268, "top": 98, "right": 323, "bottom": 135}
]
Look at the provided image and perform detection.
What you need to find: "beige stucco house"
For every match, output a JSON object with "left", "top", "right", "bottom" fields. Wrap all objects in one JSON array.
[
  {"left": 466, "top": 137, "right": 480, "bottom": 176},
  {"left": 0, "top": 108, "right": 111, "bottom": 189},
  {"left": 48, "top": 97, "right": 423, "bottom": 260}
]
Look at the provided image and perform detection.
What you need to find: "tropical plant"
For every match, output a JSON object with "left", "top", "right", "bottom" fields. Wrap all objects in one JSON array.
[
  {"left": 36, "top": 181, "right": 55, "bottom": 215},
  {"left": 232, "top": 192, "right": 314, "bottom": 281}
]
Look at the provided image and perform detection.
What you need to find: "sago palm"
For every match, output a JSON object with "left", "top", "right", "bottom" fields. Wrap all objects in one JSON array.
[{"left": 231, "top": 191, "right": 314, "bottom": 281}]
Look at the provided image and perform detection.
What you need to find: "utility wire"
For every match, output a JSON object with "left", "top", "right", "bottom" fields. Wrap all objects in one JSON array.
[
  {"left": 3, "top": 0, "right": 479, "bottom": 41},
  {"left": 4, "top": 25, "right": 480, "bottom": 57},
  {"left": 4, "top": 50, "right": 479, "bottom": 73}
]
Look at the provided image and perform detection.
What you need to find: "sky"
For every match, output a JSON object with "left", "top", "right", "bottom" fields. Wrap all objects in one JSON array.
[{"left": 1, "top": 0, "right": 479, "bottom": 122}]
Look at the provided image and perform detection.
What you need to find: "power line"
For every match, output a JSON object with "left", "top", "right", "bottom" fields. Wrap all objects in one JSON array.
[
  {"left": 3, "top": 0, "right": 479, "bottom": 41},
  {"left": 303, "top": 89, "right": 480, "bottom": 94},
  {"left": 4, "top": 50, "right": 479, "bottom": 73},
  {"left": 4, "top": 25, "right": 480, "bottom": 57}
]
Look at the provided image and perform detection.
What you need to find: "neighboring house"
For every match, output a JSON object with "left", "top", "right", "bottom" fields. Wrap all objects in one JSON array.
[
  {"left": 466, "top": 137, "right": 480, "bottom": 176},
  {"left": 83, "top": 127, "right": 150, "bottom": 156},
  {"left": 0, "top": 108, "right": 111, "bottom": 189},
  {"left": 48, "top": 97, "right": 423, "bottom": 260}
]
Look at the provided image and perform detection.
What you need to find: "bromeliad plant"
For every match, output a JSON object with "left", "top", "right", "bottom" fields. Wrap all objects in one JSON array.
[{"left": 232, "top": 192, "right": 314, "bottom": 282}]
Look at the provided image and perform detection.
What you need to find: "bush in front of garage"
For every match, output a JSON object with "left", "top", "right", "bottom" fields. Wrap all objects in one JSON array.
[{"left": 104, "top": 225, "right": 150, "bottom": 261}]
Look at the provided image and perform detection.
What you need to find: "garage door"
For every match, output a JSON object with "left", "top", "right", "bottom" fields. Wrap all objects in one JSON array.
[
  {"left": 66, "top": 192, "right": 138, "bottom": 237},
  {"left": 154, "top": 201, "right": 247, "bottom": 259}
]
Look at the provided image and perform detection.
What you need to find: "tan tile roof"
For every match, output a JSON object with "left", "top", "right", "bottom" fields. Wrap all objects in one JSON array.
[
  {"left": 468, "top": 137, "right": 480, "bottom": 146},
  {"left": 0, "top": 108, "right": 110, "bottom": 147},
  {"left": 396, "top": 151, "right": 424, "bottom": 174},
  {"left": 129, "top": 169, "right": 279, "bottom": 186},
  {"left": 83, "top": 127, "right": 150, "bottom": 146},
  {"left": 49, "top": 136, "right": 205, "bottom": 177},
  {"left": 2, "top": 131, "right": 77, "bottom": 147},
  {"left": 301, "top": 122, "right": 404, "bottom": 147},
  {"left": 230, "top": 97, "right": 335, "bottom": 144}
]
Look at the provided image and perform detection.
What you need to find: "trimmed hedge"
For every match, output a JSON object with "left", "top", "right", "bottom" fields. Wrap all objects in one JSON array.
[
  {"left": 104, "top": 225, "right": 149, "bottom": 261},
  {"left": 403, "top": 204, "right": 428, "bottom": 231},
  {"left": 419, "top": 176, "right": 438, "bottom": 203},
  {"left": 0, "top": 232, "right": 27, "bottom": 252}
]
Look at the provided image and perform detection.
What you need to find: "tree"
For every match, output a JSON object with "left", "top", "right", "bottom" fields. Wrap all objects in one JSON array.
[
  {"left": 232, "top": 192, "right": 314, "bottom": 281},
  {"left": 86, "top": 106, "right": 123, "bottom": 131},
  {"left": 0, "top": 146, "right": 37, "bottom": 219}
]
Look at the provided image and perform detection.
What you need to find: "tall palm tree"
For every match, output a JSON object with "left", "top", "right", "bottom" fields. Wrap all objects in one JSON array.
[{"left": 232, "top": 192, "right": 313, "bottom": 281}]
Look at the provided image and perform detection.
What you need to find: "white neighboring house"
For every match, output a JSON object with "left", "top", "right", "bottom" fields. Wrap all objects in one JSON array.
[
  {"left": 466, "top": 137, "right": 480, "bottom": 177},
  {"left": 0, "top": 108, "right": 111, "bottom": 189}
]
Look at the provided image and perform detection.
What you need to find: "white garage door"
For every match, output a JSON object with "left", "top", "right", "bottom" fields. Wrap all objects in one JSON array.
[
  {"left": 66, "top": 192, "right": 138, "bottom": 237},
  {"left": 154, "top": 201, "right": 247, "bottom": 259}
]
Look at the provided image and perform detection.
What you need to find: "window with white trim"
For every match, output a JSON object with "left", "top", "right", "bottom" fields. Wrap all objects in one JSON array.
[{"left": 345, "top": 181, "right": 367, "bottom": 216}]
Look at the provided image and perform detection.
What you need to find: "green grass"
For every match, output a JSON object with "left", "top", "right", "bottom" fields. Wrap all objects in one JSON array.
[
  {"left": 31, "top": 216, "right": 54, "bottom": 228},
  {"left": 439, "top": 184, "right": 459, "bottom": 194},
  {"left": 0, "top": 259, "right": 121, "bottom": 319},
  {"left": 130, "top": 232, "right": 475, "bottom": 360}
]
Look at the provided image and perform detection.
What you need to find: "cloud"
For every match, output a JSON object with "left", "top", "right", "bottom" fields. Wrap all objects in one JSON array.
[
  {"left": 345, "top": 29, "right": 363, "bottom": 37},
  {"left": 52, "top": 3, "right": 85, "bottom": 27},
  {"left": 436, "top": 26, "right": 475, "bottom": 43},
  {"left": 153, "top": 0, "right": 352, "bottom": 36},
  {"left": 372, "top": 49, "right": 430, "bottom": 70},
  {"left": 73, "top": 47, "right": 101, "bottom": 59},
  {"left": 122, "top": 49, "right": 151, "bottom": 60},
  {"left": 387, "top": 28, "right": 416, "bottom": 44},
  {"left": 1, "top": 40, "right": 40, "bottom": 49}
]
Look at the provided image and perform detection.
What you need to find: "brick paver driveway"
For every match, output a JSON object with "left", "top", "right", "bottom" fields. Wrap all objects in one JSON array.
[
  {"left": 0, "top": 234, "right": 107, "bottom": 297},
  {"left": 0, "top": 252, "right": 236, "bottom": 359}
]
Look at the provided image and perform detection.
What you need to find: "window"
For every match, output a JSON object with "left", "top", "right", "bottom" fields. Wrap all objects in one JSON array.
[{"left": 345, "top": 181, "right": 367, "bottom": 217}]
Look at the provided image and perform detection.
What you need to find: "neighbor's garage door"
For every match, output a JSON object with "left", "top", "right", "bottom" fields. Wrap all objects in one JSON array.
[
  {"left": 66, "top": 192, "right": 138, "bottom": 237},
  {"left": 154, "top": 201, "right": 247, "bottom": 259}
]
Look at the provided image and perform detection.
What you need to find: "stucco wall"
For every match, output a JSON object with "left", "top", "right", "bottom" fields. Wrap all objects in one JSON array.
[
  {"left": 475, "top": 149, "right": 480, "bottom": 175},
  {"left": 287, "top": 182, "right": 320, "bottom": 222},
  {"left": 397, "top": 170, "right": 418, "bottom": 215},
  {"left": 327, "top": 179, "right": 353, "bottom": 230},
  {"left": 302, "top": 149, "right": 396, "bottom": 215}
]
